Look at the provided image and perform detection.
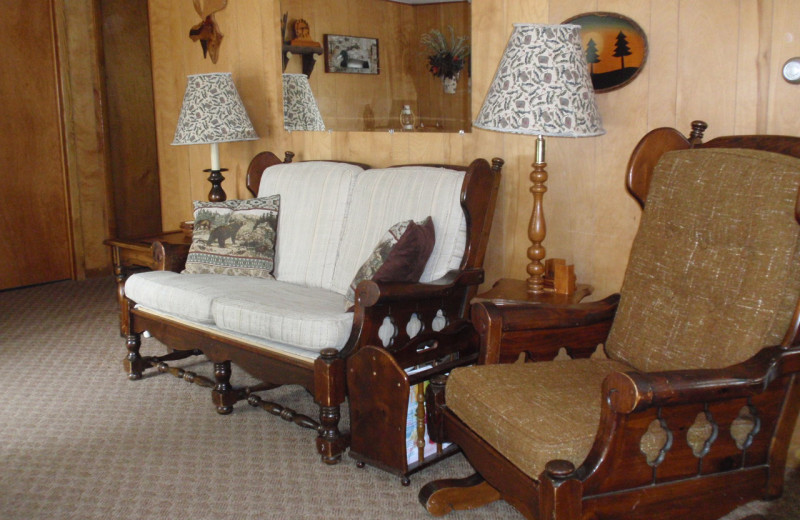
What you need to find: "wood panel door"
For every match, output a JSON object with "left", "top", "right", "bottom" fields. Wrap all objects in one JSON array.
[{"left": 0, "top": 1, "right": 73, "bottom": 289}]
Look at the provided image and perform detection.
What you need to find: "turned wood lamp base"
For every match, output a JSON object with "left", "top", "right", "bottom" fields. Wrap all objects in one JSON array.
[
  {"left": 204, "top": 168, "right": 228, "bottom": 202},
  {"left": 524, "top": 136, "right": 579, "bottom": 296}
]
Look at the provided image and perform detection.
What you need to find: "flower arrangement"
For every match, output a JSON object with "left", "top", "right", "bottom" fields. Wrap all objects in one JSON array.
[{"left": 421, "top": 26, "right": 470, "bottom": 79}]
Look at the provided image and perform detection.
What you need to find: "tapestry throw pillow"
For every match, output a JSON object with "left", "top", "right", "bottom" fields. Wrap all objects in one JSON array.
[
  {"left": 346, "top": 216, "right": 435, "bottom": 307},
  {"left": 183, "top": 195, "right": 280, "bottom": 278}
]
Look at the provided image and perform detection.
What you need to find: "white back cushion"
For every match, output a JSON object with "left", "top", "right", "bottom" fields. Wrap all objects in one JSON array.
[
  {"left": 257, "top": 161, "right": 363, "bottom": 289},
  {"left": 330, "top": 166, "right": 467, "bottom": 295}
]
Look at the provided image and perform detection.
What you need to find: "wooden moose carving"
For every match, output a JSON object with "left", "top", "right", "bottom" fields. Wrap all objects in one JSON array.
[{"left": 189, "top": 0, "right": 228, "bottom": 63}]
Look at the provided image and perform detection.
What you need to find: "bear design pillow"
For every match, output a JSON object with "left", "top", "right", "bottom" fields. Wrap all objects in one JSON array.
[{"left": 183, "top": 195, "right": 280, "bottom": 278}]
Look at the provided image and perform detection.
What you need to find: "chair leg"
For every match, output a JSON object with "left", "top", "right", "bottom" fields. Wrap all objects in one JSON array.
[
  {"left": 317, "top": 404, "right": 348, "bottom": 464},
  {"left": 538, "top": 460, "right": 582, "bottom": 520},
  {"left": 212, "top": 361, "right": 236, "bottom": 415},
  {"left": 419, "top": 473, "right": 501, "bottom": 516},
  {"left": 124, "top": 333, "right": 145, "bottom": 380},
  {"left": 314, "top": 348, "right": 348, "bottom": 464}
]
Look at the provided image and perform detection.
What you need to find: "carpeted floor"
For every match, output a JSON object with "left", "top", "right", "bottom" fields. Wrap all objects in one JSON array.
[{"left": 0, "top": 277, "right": 796, "bottom": 519}]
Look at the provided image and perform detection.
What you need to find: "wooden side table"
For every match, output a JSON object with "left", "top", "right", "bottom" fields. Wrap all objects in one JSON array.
[
  {"left": 472, "top": 278, "right": 601, "bottom": 364},
  {"left": 474, "top": 278, "right": 592, "bottom": 306},
  {"left": 104, "top": 231, "right": 192, "bottom": 335}
]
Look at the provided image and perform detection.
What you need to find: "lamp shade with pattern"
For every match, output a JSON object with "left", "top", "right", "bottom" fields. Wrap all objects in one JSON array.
[
  {"left": 474, "top": 24, "right": 603, "bottom": 138},
  {"left": 475, "top": 24, "right": 604, "bottom": 294},
  {"left": 172, "top": 72, "right": 258, "bottom": 201},
  {"left": 282, "top": 73, "right": 325, "bottom": 131}
]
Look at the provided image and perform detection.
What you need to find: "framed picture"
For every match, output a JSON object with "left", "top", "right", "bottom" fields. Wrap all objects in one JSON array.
[
  {"left": 323, "top": 34, "right": 380, "bottom": 74},
  {"left": 563, "top": 12, "right": 648, "bottom": 93}
]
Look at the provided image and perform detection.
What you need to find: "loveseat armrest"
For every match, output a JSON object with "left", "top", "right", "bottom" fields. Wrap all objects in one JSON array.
[
  {"left": 471, "top": 294, "right": 620, "bottom": 364},
  {"left": 354, "top": 268, "right": 483, "bottom": 307},
  {"left": 343, "top": 269, "right": 483, "bottom": 367}
]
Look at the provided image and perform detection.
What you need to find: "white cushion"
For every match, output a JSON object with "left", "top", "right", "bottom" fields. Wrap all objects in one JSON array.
[
  {"left": 330, "top": 166, "right": 466, "bottom": 295},
  {"left": 256, "top": 161, "right": 363, "bottom": 290},
  {"left": 124, "top": 271, "right": 276, "bottom": 324},
  {"left": 211, "top": 281, "right": 354, "bottom": 353}
]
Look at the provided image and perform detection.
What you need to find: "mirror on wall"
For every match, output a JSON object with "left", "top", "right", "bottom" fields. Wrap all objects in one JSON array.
[{"left": 281, "top": 0, "right": 471, "bottom": 133}]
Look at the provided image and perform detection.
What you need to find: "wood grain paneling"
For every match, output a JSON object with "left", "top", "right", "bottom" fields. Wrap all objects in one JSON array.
[{"left": 101, "top": 0, "right": 161, "bottom": 239}]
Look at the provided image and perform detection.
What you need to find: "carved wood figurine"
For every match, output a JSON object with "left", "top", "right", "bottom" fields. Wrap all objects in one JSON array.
[
  {"left": 291, "top": 18, "right": 321, "bottom": 48},
  {"left": 189, "top": 0, "right": 228, "bottom": 63}
]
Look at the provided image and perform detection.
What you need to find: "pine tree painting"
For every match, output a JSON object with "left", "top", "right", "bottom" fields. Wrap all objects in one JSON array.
[{"left": 565, "top": 12, "right": 647, "bottom": 92}]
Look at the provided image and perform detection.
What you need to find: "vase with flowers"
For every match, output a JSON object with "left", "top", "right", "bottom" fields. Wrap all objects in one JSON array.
[{"left": 421, "top": 26, "right": 469, "bottom": 94}]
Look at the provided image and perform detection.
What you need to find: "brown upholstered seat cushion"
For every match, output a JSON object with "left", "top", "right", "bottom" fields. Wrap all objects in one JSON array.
[
  {"left": 446, "top": 358, "right": 632, "bottom": 479},
  {"left": 607, "top": 149, "right": 800, "bottom": 371}
]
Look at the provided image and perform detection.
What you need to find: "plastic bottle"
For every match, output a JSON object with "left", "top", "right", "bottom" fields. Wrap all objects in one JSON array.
[{"left": 400, "top": 105, "right": 415, "bottom": 131}]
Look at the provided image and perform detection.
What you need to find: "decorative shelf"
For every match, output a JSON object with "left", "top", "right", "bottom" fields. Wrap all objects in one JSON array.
[{"left": 282, "top": 44, "right": 323, "bottom": 77}]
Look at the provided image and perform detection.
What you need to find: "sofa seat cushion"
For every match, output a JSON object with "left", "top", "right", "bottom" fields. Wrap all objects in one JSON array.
[
  {"left": 446, "top": 358, "right": 631, "bottom": 479},
  {"left": 125, "top": 271, "right": 268, "bottom": 324},
  {"left": 331, "top": 166, "right": 467, "bottom": 295},
  {"left": 211, "top": 281, "right": 354, "bottom": 353},
  {"left": 256, "top": 160, "right": 364, "bottom": 290}
]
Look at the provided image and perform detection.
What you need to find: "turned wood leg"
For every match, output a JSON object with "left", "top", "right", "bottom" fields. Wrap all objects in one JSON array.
[
  {"left": 111, "top": 248, "right": 129, "bottom": 337},
  {"left": 314, "top": 348, "right": 348, "bottom": 464},
  {"left": 124, "top": 333, "right": 145, "bottom": 380},
  {"left": 212, "top": 361, "right": 236, "bottom": 415},
  {"left": 538, "top": 460, "right": 582, "bottom": 520},
  {"left": 317, "top": 404, "right": 347, "bottom": 464},
  {"left": 419, "top": 473, "right": 501, "bottom": 516}
]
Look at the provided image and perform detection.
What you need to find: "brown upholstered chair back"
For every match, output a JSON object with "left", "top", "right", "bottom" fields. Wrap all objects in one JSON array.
[{"left": 606, "top": 148, "right": 800, "bottom": 371}]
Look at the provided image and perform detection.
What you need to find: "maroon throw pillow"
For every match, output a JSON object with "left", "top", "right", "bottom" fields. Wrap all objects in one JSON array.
[{"left": 372, "top": 216, "right": 435, "bottom": 283}]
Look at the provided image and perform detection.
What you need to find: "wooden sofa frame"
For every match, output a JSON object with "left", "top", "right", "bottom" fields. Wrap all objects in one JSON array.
[
  {"left": 419, "top": 122, "right": 800, "bottom": 519},
  {"left": 119, "top": 151, "right": 503, "bottom": 465}
]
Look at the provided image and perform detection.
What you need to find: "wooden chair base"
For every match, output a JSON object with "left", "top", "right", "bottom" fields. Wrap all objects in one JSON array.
[{"left": 419, "top": 473, "right": 501, "bottom": 516}]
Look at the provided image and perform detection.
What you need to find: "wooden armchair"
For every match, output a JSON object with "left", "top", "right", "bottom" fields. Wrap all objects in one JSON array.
[{"left": 419, "top": 122, "right": 800, "bottom": 520}]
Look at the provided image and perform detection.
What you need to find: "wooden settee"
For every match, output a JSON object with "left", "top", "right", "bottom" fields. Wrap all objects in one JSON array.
[{"left": 116, "top": 151, "right": 502, "bottom": 468}]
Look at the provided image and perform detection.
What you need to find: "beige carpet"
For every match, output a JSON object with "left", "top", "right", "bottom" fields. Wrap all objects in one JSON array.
[{"left": 0, "top": 277, "right": 796, "bottom": 519}]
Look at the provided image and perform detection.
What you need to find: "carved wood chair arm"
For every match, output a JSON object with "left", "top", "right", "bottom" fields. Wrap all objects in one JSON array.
[
  {"left": 151, "top": 240, "right": 190, "bottom": 272},
  {"left": 471, "top": 294, "right": 620, "bottom": 364},
  {"left": 605, "top": 345, "right": 800, "bottom": 414},
  {"left": 354, "top": 269, "right": 483, "bottom": 307},
  {"left": 573, "top": 345, "right": 800, "bottom": 496},
  {"left": 475, "top": 294, "right": 620, "bottom": 331}
]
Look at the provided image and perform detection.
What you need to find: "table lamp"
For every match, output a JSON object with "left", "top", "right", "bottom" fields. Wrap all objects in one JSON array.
[
  {"left": 172, "top": 72, "right": 258, "bottom": 201},
  {"left": 282, "top": 73, "right": 325, "bottom": 131},
  {"left": 474, "top": 23, "right": 604, "bottom": 294}
]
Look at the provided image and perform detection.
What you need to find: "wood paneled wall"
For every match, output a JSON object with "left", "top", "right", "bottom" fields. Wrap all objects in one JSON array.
[{"left": 101, "top": 0, "right": 161, "bottom": 239}]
